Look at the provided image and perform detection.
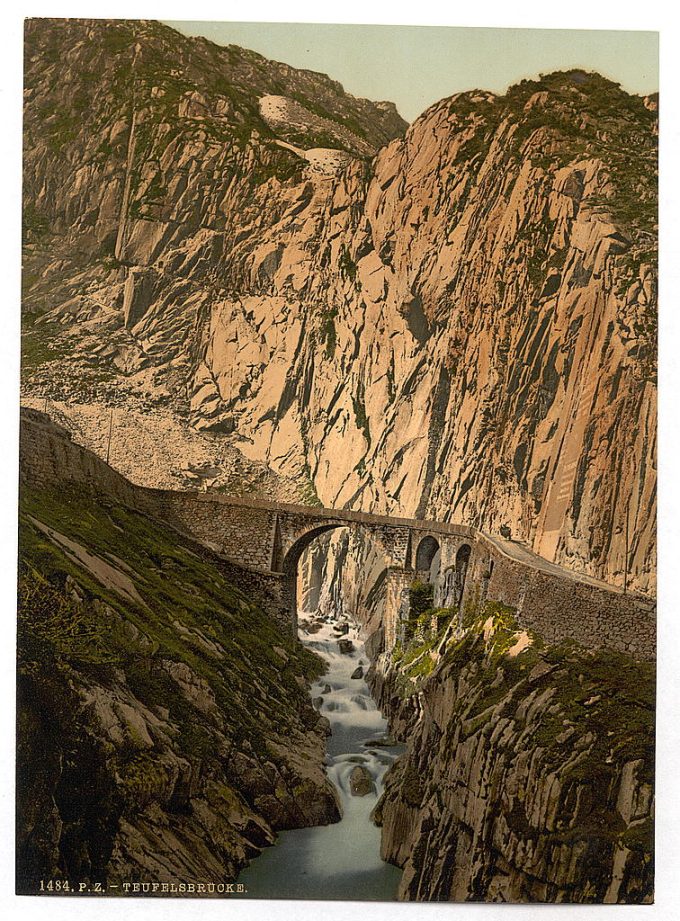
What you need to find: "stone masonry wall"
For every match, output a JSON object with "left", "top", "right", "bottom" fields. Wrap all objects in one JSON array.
[
  {"left": 19, "top": 408, "right": 656, "bottom": 658},
  {"left": 19, "top": 409, "right": 292, "bottom": 626},
  {"left": 465, "top": 536, "right": 656, "bottom": 661},
  {"left": 149, "top": 493, "right": 278, "bottom": 571},
  {"left": 20, "top": 408, "right": 146, "bottom": 508}
]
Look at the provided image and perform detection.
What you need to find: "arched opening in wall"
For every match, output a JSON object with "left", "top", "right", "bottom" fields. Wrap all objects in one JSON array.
[
  {"left": 281, "top": 524, "right": 343, "bottom": 631},
  {"left": 454, "top": 543, "right": 472, "bottom": 608},
  {"left": 415, "top": 535, "right": 441, "bottom": 585},
  {"left": 281, "top": 525, "right": 389, "bottom": 646}
]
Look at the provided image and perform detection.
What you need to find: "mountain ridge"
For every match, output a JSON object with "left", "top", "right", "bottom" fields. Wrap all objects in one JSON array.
[{"left": 21, "top": 19, "right": 657, "bottom": 595}]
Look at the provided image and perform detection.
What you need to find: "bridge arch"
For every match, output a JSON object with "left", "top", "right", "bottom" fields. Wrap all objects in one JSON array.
[
  {"left": 415, "top": 535, "right": 440, "bottom": 576},
  {"left": 279, "top": 522, "right": 394, "bottom": 635},
  {"left": 454, "top": 542, "right": 472, "bottom": 607},
  {"left": 280, "top": 523, "right": 347, "bottom": 578},
  {"left": 456, "top": 542, "right": 472, "bottom": 568},
  {"left": 278, "top": 523, "right": 347, "bottom": 634},
  {"left": 414, "top": 535, "right": 443, "bottom": 611}
]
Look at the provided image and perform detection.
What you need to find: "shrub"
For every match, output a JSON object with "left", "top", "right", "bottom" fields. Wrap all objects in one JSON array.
[{"left": 409, "top": 579, "right": 434, "bottom": 617}]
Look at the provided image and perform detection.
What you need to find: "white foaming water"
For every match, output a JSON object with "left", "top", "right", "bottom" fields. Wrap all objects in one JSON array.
[{"left": 236, "top": 611, "right": 403, "bottom": 901}]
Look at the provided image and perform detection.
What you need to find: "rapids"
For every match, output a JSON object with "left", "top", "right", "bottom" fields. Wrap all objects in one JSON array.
[{"left": 236, "top": 611, "right": 403, "bottom": 900}]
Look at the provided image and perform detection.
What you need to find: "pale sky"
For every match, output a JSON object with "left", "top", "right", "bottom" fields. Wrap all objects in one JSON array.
[{"left": 165, "top": 21, "right": 658, "bottom": 122}]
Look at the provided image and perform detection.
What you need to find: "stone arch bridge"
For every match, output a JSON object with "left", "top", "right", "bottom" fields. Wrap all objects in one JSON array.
[
  {"left": 21, "top": 410, "right": 656, "bottom": 660},
  {"left": 153, "top": 492, "right": 475, "bottom": 647},
  {"left": 149, "top": 491, "right": 656, "bottom": 661}
]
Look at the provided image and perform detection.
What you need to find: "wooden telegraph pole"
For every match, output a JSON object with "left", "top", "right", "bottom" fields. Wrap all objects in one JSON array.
[
  {"left": 624, "top": 497, "right": 630, "bottom": 595},
  {"left": 105, "top": 408, "right": 114, "bottom": 465}
]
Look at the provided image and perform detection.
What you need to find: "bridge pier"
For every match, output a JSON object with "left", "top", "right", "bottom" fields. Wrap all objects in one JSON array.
[
  {"left": 277, "top": 572, "right": 298, "bottom": 636},
  {"left": 384, "top": 566, "right": 412, "bottom": 651}
]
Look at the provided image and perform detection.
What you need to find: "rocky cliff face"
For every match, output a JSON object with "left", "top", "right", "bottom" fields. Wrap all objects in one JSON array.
[
  {"left": 370, "top": 603, "right": 654, "bottom": 903},
  {"left": 22, "top": 22, "right": 656, "bottom": 590},
  {"left": 17, "top": 412, "right": 339, "bottom": 892}
]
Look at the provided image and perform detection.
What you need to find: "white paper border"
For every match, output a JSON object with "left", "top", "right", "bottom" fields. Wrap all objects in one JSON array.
[{"left": 2, "top": 3, "right": 677, "bottom": 920}]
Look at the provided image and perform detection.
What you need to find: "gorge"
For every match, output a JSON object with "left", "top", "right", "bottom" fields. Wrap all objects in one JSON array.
[
  {"left": 18, "top": 17, "right": 657, "bottom": 904},
  {"left": 17, "top": 407, "right": 655, "bottom": 902},
  {"left": 237, "top": 610, "right": 403, "bottom": 900}
]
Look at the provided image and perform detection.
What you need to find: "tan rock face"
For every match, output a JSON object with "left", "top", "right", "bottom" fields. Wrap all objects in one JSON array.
[
  {"left": 371, "top": 617, "right": 655, "bottom": 902},
  {"left": 22, "top": 23, "right": 656, "bottom": 594}
]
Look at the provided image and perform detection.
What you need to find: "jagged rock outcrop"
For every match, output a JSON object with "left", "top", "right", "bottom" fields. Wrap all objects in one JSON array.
[
  {"left": 370, "top": 605, "right": 654, "bottom": 903},
  {"left": 17, "top": 411, "right": 340, "bottom": 892},
  {"left": 22, "top": 20, "right": 656, "bottom": 594},
  {"left": 19, "top": 23, "right": 659, "bottom": 902}
]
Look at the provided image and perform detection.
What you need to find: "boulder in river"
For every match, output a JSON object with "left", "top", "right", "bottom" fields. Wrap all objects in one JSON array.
[
  {"left": 334, "top": 623, "right": 350, "bottom": 635},
  {"left": 337, "top": 638, "right": 354, "bottom": 654},
  {"left": 317, "top": 715, "right": 331, "bottom": 736},
  {"left": 370, "top": 797, "right": 384, "bottom": 826},
  {"left": 321, "top": 683, "right": 332, "bottom": 694},
  {"left": 349, "top": 765, "right": 376, "bottom": 797},
  {"left": 351, "top": 666, "right": 364, "bottom": 679}
]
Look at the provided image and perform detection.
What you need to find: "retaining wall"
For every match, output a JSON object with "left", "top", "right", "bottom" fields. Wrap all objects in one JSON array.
[{"left": 19, "top": 408, "right": 656, "bottom": 660}]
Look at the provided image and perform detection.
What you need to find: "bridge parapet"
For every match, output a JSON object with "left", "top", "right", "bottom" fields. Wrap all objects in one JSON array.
[
  {"left": 465, "top": 533, "right": 655, "bottom": 661},
  {"left": 19, "top": 409, "right": 656, "bottom": 660},
  {"left": 148, "top": 489, "right": 475, "bottom": 537},
  {"left": 134, "top": 489, "right": 656, "bottom": 660}
]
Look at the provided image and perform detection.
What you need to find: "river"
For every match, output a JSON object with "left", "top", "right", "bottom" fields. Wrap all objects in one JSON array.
[{"left": 236, "top": 609, "right": 403, "bottom": 900}]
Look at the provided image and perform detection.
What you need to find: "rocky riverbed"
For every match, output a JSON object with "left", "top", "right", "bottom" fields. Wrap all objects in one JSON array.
[{"left": 236, "top": 611, "right": 403, "bottom": 900}]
